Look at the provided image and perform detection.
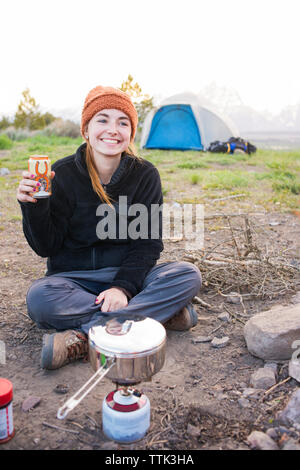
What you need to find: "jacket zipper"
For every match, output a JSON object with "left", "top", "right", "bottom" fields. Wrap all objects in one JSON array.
[{"left": 92, "top": 247, "right": 96, "bottom": 270}]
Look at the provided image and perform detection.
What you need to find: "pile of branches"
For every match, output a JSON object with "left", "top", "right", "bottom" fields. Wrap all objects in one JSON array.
[{"left": 183, "top": 214, "right": 300, "bottom": 301}]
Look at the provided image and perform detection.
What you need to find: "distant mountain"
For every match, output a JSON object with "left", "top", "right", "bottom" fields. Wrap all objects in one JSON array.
[
  {"left": 3, "top": 85, "right": 299, "bottom": 135},
  {"left": 200, "top": 82, "right": 244, "bottom": 111},
  {"left": 199, "top": 83, "right": 300, "bottom": 133}
]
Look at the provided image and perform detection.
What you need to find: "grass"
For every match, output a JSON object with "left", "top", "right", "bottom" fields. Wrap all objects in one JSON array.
[
  {"left": 202, "top": 170, "right": 250, "bottom": 190},
  {"left": 0, "top": 136, "right": 83, "bottom": 171},
  {"left": 0, "top": 138, "right": 299, "bottom": 223},
  {"left": 139, "top": 146, "right": 300, "bottom": 210}
]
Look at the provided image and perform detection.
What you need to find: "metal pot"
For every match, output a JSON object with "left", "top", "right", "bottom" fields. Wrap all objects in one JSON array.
[
  {"left": 89, "top": 314, "right": 166, "bottom": 384},
  {"left": 57, "top": 315, "right": 166, "bottom": 419}
]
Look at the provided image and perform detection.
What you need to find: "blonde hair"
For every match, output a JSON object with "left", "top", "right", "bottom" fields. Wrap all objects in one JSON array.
[{"left": 85, "top": 141, "right": 141, "bottom": 205}]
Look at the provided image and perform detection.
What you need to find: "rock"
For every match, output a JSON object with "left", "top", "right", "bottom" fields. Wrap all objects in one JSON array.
[
  {"left": 217, "top": 312, "right": 231, "bottom": 322},
  {"left": 277, "top": 389, "right": 300, "bottom": 426},
  {"left": 22, "top": 396, "right": 41, "bottom": 412},
  {"left": 289, "top": 358, "right": 300, "bottom": 383},
  {"left": 192, "top": 335, "right": 212, "bottom": 344},
  {"left": 187, "top": 423, "right": 201, "bottom": 437},
  {"left": 246, "top": 430, "right": 279, "bottom": 450},
  {"left": 0, "top": 168, "right": 10, "bottom": 176},
  {"left": 54, "top": 384, "right": 69, "bottom": 394},
  {"left": 238, "top": 398, "right": 251, "bottom": 408},
  {"left": 250, "top": 368, "right": 276, "bottom": 389},
  {"left": 244, "top": 304, "right": 300, "bottom": 360},
  {"left": 225, "top": 292, "right": 241, "bottom": 304},
  {"left": 211, "top": 336, "right": 230, "bottom": 348},
  {"left": 291, "top": 292, "right": 300, "bottom": 304},
  {"left": 289, "top": 340, "right": 300, "bottom": 382},
  {"left": 264, "top": 362, "right": 278, "bottom": 379},
  {"left": 266, "top": 428, "right": 278, "bottom": 439}
]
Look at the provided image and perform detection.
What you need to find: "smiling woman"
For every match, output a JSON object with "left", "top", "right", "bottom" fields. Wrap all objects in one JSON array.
[
  {"left": 17, "top": 85, "right": 202, "bottom": 371},
  {"left": 81, "top": 86, "right": 139, "bottom": 205},
  {"left": 86, "top": 109, "right": 132, "bottom": 191}
]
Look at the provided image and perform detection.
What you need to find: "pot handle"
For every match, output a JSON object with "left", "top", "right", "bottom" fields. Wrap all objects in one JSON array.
[{"left": 56, "top": 356, "right": 116, "bottom": 420}]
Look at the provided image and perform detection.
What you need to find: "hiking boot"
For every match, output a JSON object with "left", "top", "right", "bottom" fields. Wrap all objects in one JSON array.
[
  {"left": 41, "top": 330, "right": 88, "bottom": 370},
  {"left": 164, "top": 303, "right": 198, "bottom": 331}
]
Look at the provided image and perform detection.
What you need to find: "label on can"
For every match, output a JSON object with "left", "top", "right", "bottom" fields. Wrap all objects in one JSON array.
[
  {"left": 0, "top": 402, "right": 13, "bottom": 440},
  {"left": 28, "top": 155, "right": 52, "bottom": 198}
]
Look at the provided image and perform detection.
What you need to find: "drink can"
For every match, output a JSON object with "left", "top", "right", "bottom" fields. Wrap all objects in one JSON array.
[{"left": 28, "top": 155, "right": 52, "bottom": 198}]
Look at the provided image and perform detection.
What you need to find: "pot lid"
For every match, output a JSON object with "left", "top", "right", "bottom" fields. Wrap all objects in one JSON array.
[{"left": 89, "top": 314, "right": 166, "bottom": 358}]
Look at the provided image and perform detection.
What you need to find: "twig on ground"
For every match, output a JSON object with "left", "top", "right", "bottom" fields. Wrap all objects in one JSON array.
[
  {"left": 226, "top": 215, "right": 242, "bottom": 258},
  {"left": 42, "top": 421, "right": 80, "bottom": 435},
  {"left": 19, "top": 333, "right": 28, "bottom": 344},
  {"left": 263, "top": 377, "right": 292, "bottom": 398},
  {"left": 208, "top": 324, "right": 223, "bottom": 335},
  {"left": 223, "top": 304, "right": 247, "bottom": 325},
  {"left": 211, "top": 194, "right": 247, "bottom": 203},
  {"left": 85, "top": 414, "right": 100, "bottom": 428},
  {"left": 193, "top": 296, "right": 212, "bottom": 309},
  {"left": 188, "top": 213, "right": 299, "bottom": 302},
  {"left": 18, "top": 311, "right": 32, "bottom": 321}
]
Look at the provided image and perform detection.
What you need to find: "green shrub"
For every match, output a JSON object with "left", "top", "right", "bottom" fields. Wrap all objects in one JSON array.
[
  {"left": 272, "top": 181, "right": 300, "bottom": 194},
  {"left": 3, "top": 126, "right": 32, "bottom": 141},
  {"left": 190, "top": 174, "right": 200, "bottom": 184},
  {"left": 41, "top": 118, "right": 81, "bottom": 138},
  {"left": 0, "top": 134, "right": 13, "bottom": 149}
]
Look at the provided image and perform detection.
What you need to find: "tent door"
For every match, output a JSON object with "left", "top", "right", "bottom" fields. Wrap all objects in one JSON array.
[{"left": 145, "top": 104, "right": 203, "bottom": 150}]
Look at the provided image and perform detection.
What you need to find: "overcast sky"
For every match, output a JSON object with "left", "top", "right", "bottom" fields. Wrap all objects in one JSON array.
[{"left": 1, "top": 0, "right": 300, "bottom": 117}]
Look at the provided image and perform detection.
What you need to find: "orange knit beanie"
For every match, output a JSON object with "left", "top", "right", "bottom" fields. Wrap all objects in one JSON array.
[{"left": 81, "top": 86, "right": 138, "bottom": 142}]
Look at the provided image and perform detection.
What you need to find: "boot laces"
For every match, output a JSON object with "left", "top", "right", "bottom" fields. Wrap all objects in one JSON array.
[{"left": 66, "top": 332, "right": 88, "bottom": 361}]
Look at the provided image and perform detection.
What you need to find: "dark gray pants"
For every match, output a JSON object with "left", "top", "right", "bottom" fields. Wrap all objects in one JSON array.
[{"left": 26, "top": 261, "right": 201, "bottom": 335}]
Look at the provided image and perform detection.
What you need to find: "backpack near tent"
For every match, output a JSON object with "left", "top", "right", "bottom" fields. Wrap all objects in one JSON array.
[
  {"left": 140, "top": 92, "right": 238, "bottom": 151},
  {"left": 207, "top": 137, "right": 257, "bottom": 154}
]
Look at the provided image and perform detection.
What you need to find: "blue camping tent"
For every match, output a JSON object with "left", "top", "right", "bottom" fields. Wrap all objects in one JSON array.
[{"left": 140, "top": 92, "right": 238, "bottom": 151}]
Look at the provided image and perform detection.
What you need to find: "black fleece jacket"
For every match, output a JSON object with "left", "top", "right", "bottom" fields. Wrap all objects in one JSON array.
[{"left": 19, "top": 143, "right": 164, "bottom": 297}]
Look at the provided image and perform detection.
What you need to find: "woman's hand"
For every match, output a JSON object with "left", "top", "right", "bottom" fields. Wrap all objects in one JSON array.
[
  {"left": 17, "top": 170, "right": 55, "bottom": 203},
  {"left": 95, "top": 287, "right": 128, "bottom": 312}
]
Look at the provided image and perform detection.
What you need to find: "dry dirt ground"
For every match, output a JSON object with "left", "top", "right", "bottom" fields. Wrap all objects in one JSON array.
[{"left": 1, "top": 207, "right": 300, "bottom": 451}]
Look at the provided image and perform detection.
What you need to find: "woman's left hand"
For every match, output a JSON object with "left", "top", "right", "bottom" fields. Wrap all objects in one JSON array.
[{"left": 95, "top": 287, "right": 128, "bottom": 312}]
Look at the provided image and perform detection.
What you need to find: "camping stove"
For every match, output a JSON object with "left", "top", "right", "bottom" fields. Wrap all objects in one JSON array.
[{"left": 57, "top": 315, "right": 166, "bottom": 443}]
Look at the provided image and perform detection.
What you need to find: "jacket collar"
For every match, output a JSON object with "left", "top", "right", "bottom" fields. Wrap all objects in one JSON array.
[{"left": 75, "top": 143, "right": 130, "bottom": 187}]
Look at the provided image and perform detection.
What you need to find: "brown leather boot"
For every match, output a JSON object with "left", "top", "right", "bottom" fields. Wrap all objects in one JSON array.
[
  {"left": 164, "top": 303, "right": 198, "bottom": 331},
  {"left": 41, "top": 330, "right": 88, "bottom": 370}
]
